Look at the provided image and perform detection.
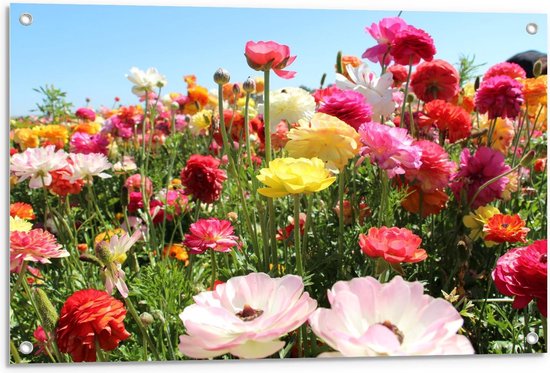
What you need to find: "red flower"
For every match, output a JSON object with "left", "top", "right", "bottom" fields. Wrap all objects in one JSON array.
[
  {"left": 410, "top": 59, "right": 460, "bottom": 102},
  {"left": 401, "top": 185, "right": 448, "bottom": 217},
  {"left": 223, "top": 109, "right": 246, "bottom": 142},
  {"left": 49, "top": 167, "right": 84, "bottom": 197},
  {"left": 475, "top": 75, "right": 524, "bottom": 120},
  {"left": 359, "top": 226, "right": 427, "bottom": 263},
  {"left": 75, "top": 107, "right": 96, "bottom": 122},
  {"left": 483, "top": 214, "right": 530, "bottom": 243},
  {"left": 405, "top": 140, "right": 454, "bottom": 192},
  {"left": 245, "top": 40, "right": 297, "bottom": 79},
  {"left": 276, "top": 213, "right": 307, "bottom": 241},
  {"left": 387, "top": 64, "right": 408, "bottom": 87},
  {"left": 33, "top": 326, "right": 49, "bottom": 356},
  {"left": 492, "top": 239, "right": 547, "bottom": 317},
  {"left": 10, "top": 202, "right": 35, "bottom": 220},
  {"left": 56, "top": 289, "right": 131, "bottom": 362},
  {"left": 420, "top": 100, "right": 472, "bottom": 143},
  {"left": 390, "top": 25, "right": 436, "bottom": 66},
  {"left": 180, "top": 154, "right": 227, "bottom": 204},
  {"left": 534, "top": 158, "right": 547, "bottom": 173}
]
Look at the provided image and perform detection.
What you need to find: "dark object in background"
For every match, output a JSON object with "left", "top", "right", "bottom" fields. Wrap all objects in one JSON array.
[{"left": 506, "top": 50, "right": 547, "bottom": 78}]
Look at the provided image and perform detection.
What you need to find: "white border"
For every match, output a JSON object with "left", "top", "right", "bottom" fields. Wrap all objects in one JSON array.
[{"left": 2, "top": 1, "right": 549, "bottom": 373}]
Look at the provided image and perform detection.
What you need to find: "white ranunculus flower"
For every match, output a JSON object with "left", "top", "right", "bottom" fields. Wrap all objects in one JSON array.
[
  {"left": 126, "top": 67, "right": 167, "bottom": 96},
  {"left": 259, "top": 87, "right": 315, "bottom": 133}
]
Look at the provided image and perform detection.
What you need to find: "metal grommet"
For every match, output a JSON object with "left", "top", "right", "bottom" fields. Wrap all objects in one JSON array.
[
  {"left": 526, "top": 332, "right": 539, "bottom": 345},
  {"left": 19, "top": 13, "right": 33, "bottom": 26},
  {"left": 526, "top": 23, "right": 538, "bottom": 35},
  {"left": 18, "top": 341, "right": 34, "bottom": 355}
]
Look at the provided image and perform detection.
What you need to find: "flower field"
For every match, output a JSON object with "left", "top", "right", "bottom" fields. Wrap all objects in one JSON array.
[{"left": 9, "top": 16, "right": 548, "bottom": 363}]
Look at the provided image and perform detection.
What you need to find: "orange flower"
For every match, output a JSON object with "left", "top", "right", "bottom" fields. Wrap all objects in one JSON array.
[
  {"left": 401, "top": 185, "right": 448, "bottom": 217},
  {"left": 72, "top": 121, "right": 101, "bottom": 135},
  {"left": 254, "top": 77, "right": 264, "bottom": 94},
  {"left": 184, "top": 74, "right": 197, "bottom": 88},
  {"left": 10, "top": 202, "right": 36, "bottom": 220},
  {"left": 521, "top": 75, "right": 547, "bottom": 108},
  {"left": 163, "top": 244, "right": 189, "bottom": 265},
  {"left": 13, "top": 128, "right": 39, "bottom": 149},
  {"left": 338, "top": 55, "right": 362, "bottom": 81},
  {"left": 186, "top": 85, "right": 210, "bottom": 113},
  {"left": 32, "top": 125, "right": 69, "bottom": 148},
  {"left": 483, "top": 214, "right": 530, "bottom": 244}
]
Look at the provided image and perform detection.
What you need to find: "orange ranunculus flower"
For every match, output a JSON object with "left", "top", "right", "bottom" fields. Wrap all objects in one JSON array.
[
  {"left": 13, "top": 128, "right": 39, "bottom": 149},
  {"left": 184, "top": 74, "right": 197, "bottom": 88},
  {"left": 359, "top": 226, "right": 427, "bottom": 264},
  {"left": 339, "top": 55, "right": 362, "bottom": 81},
  {"left": 187, "top": 85, "right": 209, "bottom": 109},
  {"left": 254, "top": 77, "right": 264, "bottom": 94},
  {"left": 10, "top": 202, "right": 36, "bottom": 220},
  {"left": 483, "top": 214, "right": 530, "bottom": 244},
  {"left": 72, "top": 121, "right": 101, "bottom": 135},
  {"left": 401, "top": 185, "right": 448, "bottom": 217},
  {"left": 479, "top": 117, "right": 515, "bottom": 155},
  {"left": 32, "top": 124, "right": 69, "bottom": 148},
  {"left": 163, "top": 244, "right": 189, "bottom": 265},
  {"left": 522, "top": 75, "right": 547, "bottom": 108}
]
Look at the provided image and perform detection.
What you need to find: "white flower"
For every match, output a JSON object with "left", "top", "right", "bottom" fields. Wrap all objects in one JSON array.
[
  {"left": 259, "top": 87, "right": 315, "bottom": 133},
  {"left": 10, "top": 145, "right": 68, "bottom": 188},
  {"left": 336, "top": 64, "right": 399, "bottom": 120},
  {"left": 102, "top": 230, "right": 141, "bottom": 299},
  {"left": 66, "top": 153, "right": 112, "bottom": 183},
  {"left": 126, "top": 67, "right": 167, "bottom": 96},
  {"left": 113, "top": 156, "right": 137, "bottom": 173}
]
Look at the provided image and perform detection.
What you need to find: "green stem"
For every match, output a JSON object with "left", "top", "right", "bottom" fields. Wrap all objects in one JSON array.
[
  {"left": 293, "top": 195, "right": 303, "bottom": 277},
  {"left": 263, "top": 69, "right": 272, "bottom": 162},
  {"left": 399, "top": 58, "right": 414, "bottom": 127},
  {"left": 244, "top": 93, "right": 253, "bottom": 167},
  {"left": 10, "top": 340, "right": 21, "bottom": 363},
  {"left": 210, "top": 249, "right": 217, "bottom": 288},
  {"left": 125, "top": 297, "right": 160, "bottom": 360},
  {"left": 337, "top": 171, "right": 345, "bottom": 278}
]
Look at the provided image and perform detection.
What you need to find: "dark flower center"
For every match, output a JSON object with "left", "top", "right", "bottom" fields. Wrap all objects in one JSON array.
[
  {"left": 380, "top": 320, "right": 404, "bottom": 344},
  {"left": 501, "top": 223, "right": 509, "bottom": 228},
  {"left": 540, "top": 254, "right": 547, "bottom": 264},
  {"left": 236, "top": 304, "right": 263, "bottom": 322}
]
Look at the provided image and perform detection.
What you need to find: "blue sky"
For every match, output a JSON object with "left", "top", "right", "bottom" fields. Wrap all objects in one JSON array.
[{"left": 9, "top": 3, "right": 547, "bottom": 116}]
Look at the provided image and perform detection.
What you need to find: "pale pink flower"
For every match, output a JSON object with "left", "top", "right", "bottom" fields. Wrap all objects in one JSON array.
[
  {"left": 10, "top": 145, "right": 68, "bottom": 188},
  {"left": 66, "top": 153, "right": 112, "bottom": 183},
  {"left": 362, "top": 17, "right": 408, "bottom": 65},
  {"left": 10, "top": 229, "right": 69, "bottom": 272},
  {"left": 178, "top": 272, "right": 317, "bottom": 359},
  {"left": 358, "top": 121, "right": 422, "bottom": 178},
  {"left": 309, "top": 276, "right": 474, "bottom": 357},
  {"left": 183, "top": 218, "right": 240, "bottom": 254}
]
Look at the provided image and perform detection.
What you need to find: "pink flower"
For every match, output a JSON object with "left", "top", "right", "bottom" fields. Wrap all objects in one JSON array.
[
  {"left": 245, "top": 40, "right": 297, "bottom": 79},
  {"left": 359, "top": 226, "right": 427, "bottom": 264},
  {"left": 390, "top": 25, "right": 436, "bottom": 66},
  {"left": 66, "top": 153, "right": 112, "bottom": 183},
  {"left": 10, "top": 145, "right": 68, "bottom": 188},
  {"left": 493, "top": 239, "right": 547, "bottom": 317},
  {"left": 124, "top": 174, "right": 153, "bottom": 198},
  {"left": 317, "top": 89, "right": 373, "bottom": 131},
  {"left": 75, "top": 107, "right": 96, "bottom": 121},
  {"left": 405, "top": 140, "right": 454, "bottom": 192},
  {"left": 450, "top": 147, "right": 511, "bottom": 208},
  {"left": 362, "top": 17, "right": 408, "bottom": 65},
  {"left": 10, "top": 229, "right": 69, "bottom": 272},
  {"left": 178, "top": 272, "right": 317, "bottom": 359},
  {"left": 358, "top": 122, "right": 421, "bottom": 178},
  {"left": 184, "top": 218, "right": 240, "bottom": 254},
  {"left": 70, "top": 132, "right": 110, "bottom": 155},
  {"left": 33, "top": 326, "right": 49, "bottom": 356},
  {"left": 410, "top": 59, "right": 460, "bottom": 102},
  {"left": 483, "top": 62, "right": 527, "bottom": 80},
  {"left": 308, "top": 276, "right": 474, "bottom": 356},
  {"left": 475, "top": 75, "right": 524, "bottom": 120}
]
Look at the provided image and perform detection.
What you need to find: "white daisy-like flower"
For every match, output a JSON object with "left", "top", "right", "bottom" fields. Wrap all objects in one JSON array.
[
  {"left": 66, "top": 153, "right": 112, "bottom": 183},
  {"left": 126, "top": 67, "right": 167, "bottom": 96},
  {"left": 10, "top": 145, "right": 68, "bottom": 189},
  {"left": 259, "top": 87, "right": 315, "bottom": 133},
  {"left": 336, "top": 64, "right": 399, "bottom": 120}
]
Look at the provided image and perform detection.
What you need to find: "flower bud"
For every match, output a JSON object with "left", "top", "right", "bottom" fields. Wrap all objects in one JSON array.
[
  {"left": 242, "top": 77, "right": 256, "bottom": 94},
  {"left": 406, "top": 93, "right": 416, "bottom": 104},
  {"left": 232, "top": 83, "right": 241, "bottom": 95},
  {"left": 213, "top": 68, "right": 230, "bottom": 85},
  {"left": 170, "top": 101, "right": 180, "bottom": 111},
  {"left": 33, "top": 288, "right": 58, "bottom": 333},
  {"left": 336, "top": 50, "right": 343, "bottom": 74},
  {"left": 474, "top": 76, "right": 480, "bottom": 91},
  {"left": 96, "top": 243, "right": 113, "bottom": 265},
  {"left": 533, "top": 60, "right": 543, "bottom": 78},
  {"left": 140, "top": 312, "right": 155, "bottom": 326}
]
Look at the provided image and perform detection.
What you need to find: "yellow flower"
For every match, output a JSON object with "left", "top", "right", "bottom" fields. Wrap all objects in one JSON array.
[
  {"left": 189, "top": 109, "right": 213, "bottom": 135},
  {"left": 94, "top": 228, "right": 125, "bottom": 246},
  {"left": 285, "top": 113, "right": 360, "bottom": 172},
  {"left": 10, "top": 216, "right": 33, "bottom": 232},
  {"left": 13, "top": 128, "right": 39, "bottom": 149},
  {"left": 32, "top": 124, "right": 70, "bottom": 146},
  {"left": 463, "top": 205, "right": 500, "bottom": 246},
  {"left": 72, "top": 121, "right": 101, "bottom": 135},
  {"left": 479, "top": 116, "right": 514, "bottom": 155},
  {"left": 256, "top": 157, "right": 336, "bottom": 198}
]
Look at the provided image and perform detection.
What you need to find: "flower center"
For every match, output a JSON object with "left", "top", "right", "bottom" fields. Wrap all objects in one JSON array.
[
  {"left": 501, "top": 223, "right": 509, "bottom": 228},
  {"left": 540, "top": 254, "right": 547, "bottom": 264},
  {"left": 380, "top": 320, "right": 404, "bottom": 344},
  {"left": 236, "top": 304, "right": 263, "bottom": 322}
]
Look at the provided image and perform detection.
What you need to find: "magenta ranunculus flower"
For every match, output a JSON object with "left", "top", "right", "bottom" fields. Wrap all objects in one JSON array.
[
  {"left": 475, "top": 75, "right": 524, "bottom": 120},
  {"left": 10, "top": 145, "right": 68, "bottom": 189},
  {"left": 362, "top": 17, "right": 408, "bottom": 65},
  {"left": 184, "top": 218, "right": 240, "bottom": 254},
  {"left": 390, "top": 25, "right": 436, "bottom": 66},
  {"left": 493, "top": 239, "right": 547, "bottom": 317},
  {"left": 70, "top": 132, "right": 110, "bottom": 155},
  {"left": 178, "top": 272, "right": 317, "bottom": 359},
  {"left": 483, "top": 62, "right": 527, "bottom": 81},
  {"left": 308, "top": 276, "right": 474, "bottom": 357},
  {"left": 245, "top": 40, "right": 297, "bottom": 79},
  {"left": 358, "top": 121, "right": 422, "bottom": 178},
  {"left": 75, "top": 107, "right": 96, "bottom": 122},
  {"left": 450, "top": 147, "right": 511, "bottom": 208},
  {"left": 317, "top": 89, "right": 373, "bottom": 131},
  {"left": 10, "top": 229, "right": 70, "bottom": 272},
  {"left": 405, "top": 140, "right": 455, "bottom": 192}
]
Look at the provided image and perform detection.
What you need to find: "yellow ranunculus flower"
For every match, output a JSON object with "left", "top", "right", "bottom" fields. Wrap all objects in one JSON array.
[
  {"left": 13, "top": 128, "right": 39, "bottom": 149},
  {"left": 9, "top": 216, "right": 33, "bottom": 232},
  {"left": 285, "top": 113, "right": 360, "bottom": 172},
  {"left": 189, "top": 109, "right": 213, "bottom": 135},
  {"left": 32, "top": 124, "right": 69, "bottom": 145},
  {"left": 256, "top": 157, "right": 336, "bottom": 198},
  {"left": 479, "top": 116, "right": 514, "bottom": 155},
  {"left": 463, "top": 205, "right": 500, "bottom": 246}
]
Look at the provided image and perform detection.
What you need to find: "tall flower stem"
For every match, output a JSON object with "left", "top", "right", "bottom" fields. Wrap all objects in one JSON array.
[
  {"left": 399, "top": 57, "right": 414, "bottom": 128},
  {"left": 210, "top": 250, "right": 217, "bottom": 289},
  {"left": 10, "top": 340, "right": 21, "bottom": 363},
  {"left": 337, "top": 170, "right": 346, "bottom": 278},
  {"left": 293, "top": 194, "right": 304, "bottom": 358},
  {"left": 244, "top": 92, "right": 253, "bottom": 167},
  {"left": 124, "top": 296, "right": 160, "bottom": 360},
  {"left": 378, "top": 171, "right": 390, "bottom": 226}
]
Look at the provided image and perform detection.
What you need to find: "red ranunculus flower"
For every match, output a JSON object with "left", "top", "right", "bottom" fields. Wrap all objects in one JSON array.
[
  {"left": 493, "top": 239, "right": 547, "bottom": 317},
  {"left": 245, "top": 40, "right": 297, "bottom": 79},
  {"left": 387, "top": 64, "right": 409, "bottom": 87},
  {"left": 410, "top": 59, "right": 460, "bottom": 102},
  {"left": 483, "top": 214, "right": 530, "bottom": 244},
  {"left": 180, "top": 154, "right": 227, "bottom": 204},
  {"left": 359, "top": 226, "right": 427, "bottom": 263},
  {"left": 56, "top": 289, "right": 131, "bottom": 362},
  {"left": 390, "top": 25, "right": 436, "bottom": 66}
]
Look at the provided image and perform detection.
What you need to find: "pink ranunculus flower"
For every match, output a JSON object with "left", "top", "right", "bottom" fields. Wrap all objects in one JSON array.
[
  {"left": 475, "top": 75, "right": 524, "bottom": 120},
  {"left": 10, "top": 145, "right": 68, "bottom": 188},
  {"left": 245, "top": 40, "right": 297, "bottom": 79},
  {"left": 390, "top": 25, "right": 436, "bottom": 66},
  {"left": 184, "top": 218, "right": 240, "bottom": 254},
  {"left": 359, "top": 226, "right": 427, "bottom": 264},
  {"left": 178, "top": 272, "right": 317, "bottom": 359},
  {"left": 308, "top": 276, "right": 474, "bottom": 357},
  {"left": 124, "top": 174, "right": 154, "bottom": 198},
  {"left": 362, "top": 17, "right": 408, "bottom": 65},
  {"left": 358, "top": 121, "right": 422, "bottom": 178},
  {"left": 65, "top": 153, "right": 112, "bottom": 183},
  {"left": 405, "top": 140, "right": 455, "bottom": 193},
  {"left": 10, "top": 229, "right": 70, "bottom": 272},
  {"left": 492, "top": 239, "right": 547, "bottom": 317},
  {"left": 69, "top": 132, "right": 110, "bottom": 155},
  {"left": 75, "top": 107, "right": 96, "bottom": 122},
  {"left": 317, "top": 88, "right": 373, "bottom": 131}
]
